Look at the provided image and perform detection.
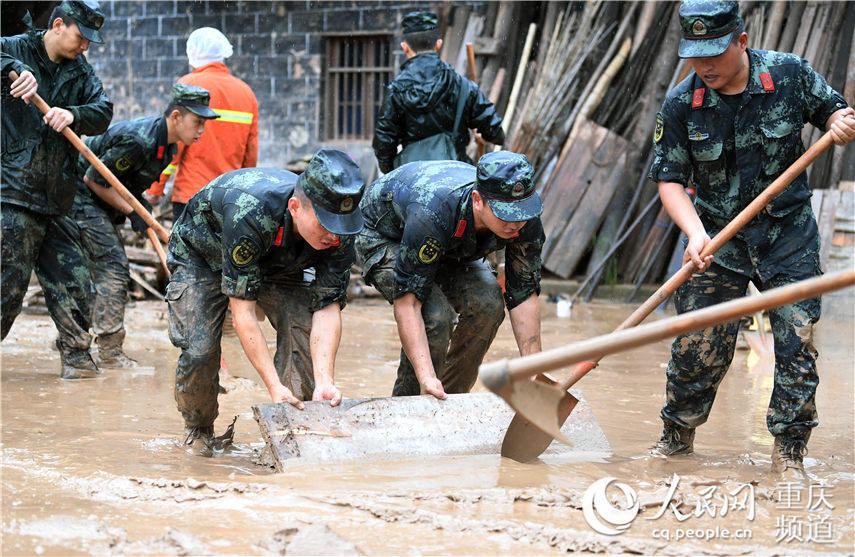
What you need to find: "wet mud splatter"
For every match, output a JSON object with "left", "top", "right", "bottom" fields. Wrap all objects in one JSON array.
[{"left": 2, "top": 294, "right": 852, "bottom": 554}]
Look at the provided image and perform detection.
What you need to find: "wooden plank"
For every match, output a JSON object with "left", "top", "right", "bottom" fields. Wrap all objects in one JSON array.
[
  {"left": 473, "top": 36, "right": 500, "bottom": 56},
  {"left": 252, "top": 392, "right": 610, "bottom": 470},
  {"left": 544, "top": 122, "right": 634, "bottom": 278},
  {"left": 539, "top": 120, "right": 608, "bottom": 258},
  {"left": 811, "top": 189, "right": 824, "bottom": 221},
  {"left": 818, "top": 189, "right": 841, "bottom": 269}
]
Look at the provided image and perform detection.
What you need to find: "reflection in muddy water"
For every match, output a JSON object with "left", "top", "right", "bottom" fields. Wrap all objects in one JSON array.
[{"left": 2, "top": 294, "right": 852, "bottom": 554}]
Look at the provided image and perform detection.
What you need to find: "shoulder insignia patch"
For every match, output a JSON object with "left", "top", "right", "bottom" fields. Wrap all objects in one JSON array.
[
  {"left": 231, "top": 237, "right": 260, "bottom": 267},
  {"left": 654, "top": 113, "right": 664, "bottom": 143},
  {"left": 115, "top": 156, "right": 133, "bottom": 171},
  {"left": 692, "top": 88, "right": 705, "bottom": 109},
  {"left": 417, "top": 237, "right": 442, "bottom": 264},
  {"left": 759, "top": 72, "right": 774, "bottom": 91}
]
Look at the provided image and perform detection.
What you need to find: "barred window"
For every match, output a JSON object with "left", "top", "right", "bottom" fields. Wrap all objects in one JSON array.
[{"left": 321, "top": 34, "right": 394, "bottom": 140}]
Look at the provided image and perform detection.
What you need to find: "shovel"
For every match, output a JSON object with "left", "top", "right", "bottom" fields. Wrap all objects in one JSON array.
[
  {"left": 496, "top": 130, "right": 837, "bottom": 461},
  {"left": 8, "top": 70, "right": 171, "bottom": 274},
  {"left": 484, "top": 269, "right": 854, "bottom": 449},
  {"left": 744, "top": 281, "right": 775, "bottom": 372}
]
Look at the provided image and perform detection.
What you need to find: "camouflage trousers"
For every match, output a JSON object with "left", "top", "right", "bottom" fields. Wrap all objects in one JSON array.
[
  {"left": 361, "top": 242, "right": 506, "bottom": 396},
  {"left": 166, "top": 261, "right": 313, "bottom": 428},
  {"left": 1, "top": 203, "right": 92, "bottom": 349},
  {"left": 70, "top": 197, "right": 129, "bottom": 337},
  {"left": 661, "top": 260, "right": 821, "bottom": 439}
]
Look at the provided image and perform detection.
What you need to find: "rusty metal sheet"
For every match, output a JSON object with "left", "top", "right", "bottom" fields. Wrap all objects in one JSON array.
[{"left": 253, "top": 391, "right": 610, "bottom": 471}]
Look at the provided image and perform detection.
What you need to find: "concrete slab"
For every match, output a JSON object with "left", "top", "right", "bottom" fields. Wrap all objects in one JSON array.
[{"left": 253, "top": 391, "right": 610, "bottom": 470}]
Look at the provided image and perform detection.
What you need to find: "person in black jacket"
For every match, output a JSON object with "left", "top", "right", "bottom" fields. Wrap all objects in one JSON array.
[
  {"left": 1, "top": 1, "right": 113, "bottom": 379},
  {"left": 372, "top": 11, "right": 505, "bottom": 174}
]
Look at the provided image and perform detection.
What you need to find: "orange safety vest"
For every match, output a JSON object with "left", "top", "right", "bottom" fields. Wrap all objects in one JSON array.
[{"left": 148, "top": 62, "right": 259, "bottom": 203}]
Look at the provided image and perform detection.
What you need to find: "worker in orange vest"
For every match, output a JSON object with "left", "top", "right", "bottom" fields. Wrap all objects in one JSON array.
[{"left": 146, "top": 27, "right": 258, "bottom": 219}]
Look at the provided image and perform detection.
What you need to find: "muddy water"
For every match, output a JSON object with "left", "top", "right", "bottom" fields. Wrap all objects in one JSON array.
[{"left": 2, "top": 293, "right": 853, "bottom": 555}]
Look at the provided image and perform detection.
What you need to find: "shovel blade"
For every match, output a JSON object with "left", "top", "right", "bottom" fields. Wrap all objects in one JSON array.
[{"left": 500, "top": 378, "right": 580, "bottom": 461}]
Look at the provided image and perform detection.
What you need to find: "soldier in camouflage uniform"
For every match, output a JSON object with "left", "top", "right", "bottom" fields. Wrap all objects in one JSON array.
[
  {"left": 356, "top": 152, "right": 545, "bottom": 398},
  {"left": 70, "top": 84, "right": 218, "bottom": 368},
  {"left": 649, "top": 0, "right": 855, "bottom": 479},
  {"left": 372, "top": 11, "right": 505, "bottom": 174},
  {"left": 1, "top": 1, "right": 113, "bottom": 379},
  {"left": 167, "top": 149, "right": 365, "bottom": 455}
]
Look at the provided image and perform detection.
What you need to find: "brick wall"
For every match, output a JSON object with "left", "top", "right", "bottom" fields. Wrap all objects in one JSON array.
[{"left": 85, "top": 0, "right": 463, "bottom": 172}]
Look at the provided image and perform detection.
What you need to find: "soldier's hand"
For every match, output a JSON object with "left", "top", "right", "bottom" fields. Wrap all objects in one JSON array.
[
  {"left": 684, "top": 232, "right": 713, "bottom": 273},
  {"left": 312, "top": 382, "right": 342, "bottom": 407},
  {"left": 127, "top": 212, "right": 149, "bottom": 234},
  {"left": 474, "top": 131, "right": 488, "bottom": 147},
  {"left": 270, "top": 383, "right": 305, "bottom": 409},
  {"left": 829, "top": 107, "right": 855, "bottom": 146},
  {"left": 43, "top": 107, "right": 74, "bottom": 132},
  {"left": 9, "top": 70, "right": 37, "bottom": 103},
  {"left": 421, "top": 376, "right": 447, "bottom": 400}
]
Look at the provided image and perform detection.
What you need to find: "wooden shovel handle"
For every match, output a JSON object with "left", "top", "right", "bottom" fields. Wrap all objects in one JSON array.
[
  {"left": 146, "top": 228, "right": 170, "bottom": 278},
  {"left": 557, "top": 130, "right": 835, "bottom": 391},
  {"left": 8, "top": 70, "right": 170, "bottom": 244},
  {"left": 482, "top": 270, "right": 853, "bottom": 385}
]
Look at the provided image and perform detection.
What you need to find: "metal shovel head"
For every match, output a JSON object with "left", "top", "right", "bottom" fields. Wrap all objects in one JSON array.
[
  {"left": 500, "top": 378, "right": 580, "bottom": 461},
  {"left": 253, "top": 392, "right": 610, "bottom": 470}
]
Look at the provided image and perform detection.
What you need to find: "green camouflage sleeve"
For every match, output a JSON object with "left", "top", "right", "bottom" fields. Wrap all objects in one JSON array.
[
  {"left": 504, "top": 217, "right": 545, "bottom": 310},
  {"left": 394, "top": 207, "right": 449, "bottom": 302},
  {"left": 648, "top": 96, "right": 691, "bottom": 186},
  {"left": 219, "top": 200, "right": 276, "bottom": 300},
  {"left": 85, "top": 137, "right": 144, "bottom": 186},
  {"left": 310, "top": 235, "right": 356, "bottom": 311},
  {"left": 798, "top": 58, "right": 847, "bottom": 131}
]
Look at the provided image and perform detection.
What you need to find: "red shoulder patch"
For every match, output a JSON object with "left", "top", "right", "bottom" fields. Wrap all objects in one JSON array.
[
  {"left": 157, "top": 145, "right": 165, "bottom": 159},
  {"left": 273, "top": 226, "right": 284, "bottom": 246},
  {"left": 454, "top": 219, "right": 467, "bottom": 238},
  {"left": 692, "top": 88, "right": 705, "bottom": 108},
  {"left": 760, "top": 72, "right": 774, "bottom": 91}
]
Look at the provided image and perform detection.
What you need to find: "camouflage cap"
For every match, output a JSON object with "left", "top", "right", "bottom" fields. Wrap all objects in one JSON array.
[
  {"left": 678, "top": 1, "right": 743, "bottom": 58},
  {"left": 171, "top": 83, "right": 219, "bottom": 119},
  {"left": 402, "top": 11, "right": 438, "bottom": 35},
  {"left": 60, "top": 0, "right": 105, "bottom": 44},
  {"left": 476, "top": 151, "right": 542, "bottom": 222},
  {"left": 298, "top": 148, "right": 366, "bottom": 235}
]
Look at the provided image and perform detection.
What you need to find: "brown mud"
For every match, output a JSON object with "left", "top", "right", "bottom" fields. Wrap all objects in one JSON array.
[{"left": 2, "top": 292, "right": 853, "bottom": 555}]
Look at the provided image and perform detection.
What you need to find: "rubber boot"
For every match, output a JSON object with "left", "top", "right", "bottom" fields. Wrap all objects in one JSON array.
[
  {"left": 58, "top": 341, "right": 101, "bottom": 380},
  {"left": 183, "top": 425, "right": 215, "bottom": 457},
  {"left": 96, "top": 330, "right": 137, "bottom": 368},
  {"left": 650, "top": 420, "right": 695, "bottom": 456},
  {"left": 771, "top": 433, "right": 809, "bottom": 482}
]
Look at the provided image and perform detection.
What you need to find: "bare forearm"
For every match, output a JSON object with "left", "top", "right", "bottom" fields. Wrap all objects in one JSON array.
[
  {"left": 85, "top": 176, "right": 133, "bottom": 214},
  {"left": 393, "top": 294, "right": 435, "bottom": 382},
  {"left": 310, "top": 303, "right": 341, "bottom": 386},
  {"left": 658, "top": 181, "right": 705, "bottom": 237},
  {"left": 232, "top": 303, "right": 279, "bottom": 391},
  {"left": 509, "top": 293, "right": 541, "bottom": 357}
]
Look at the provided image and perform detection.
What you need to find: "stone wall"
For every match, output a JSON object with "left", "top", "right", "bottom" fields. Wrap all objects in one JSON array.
[{"left": 85, "top": 0, "right": 456, "bottom": 170}]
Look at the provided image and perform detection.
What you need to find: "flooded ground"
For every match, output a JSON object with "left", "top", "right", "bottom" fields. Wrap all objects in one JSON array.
[{"left": 2, "top": 289, "right": 853, "bottom": 555}]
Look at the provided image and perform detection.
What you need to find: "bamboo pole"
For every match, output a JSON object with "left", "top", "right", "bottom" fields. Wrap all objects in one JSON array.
[{"left": 498, "top": 22, "right": 536, "bottom": 140}]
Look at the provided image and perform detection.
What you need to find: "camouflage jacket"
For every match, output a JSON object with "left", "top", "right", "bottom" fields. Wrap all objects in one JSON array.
[
  {"left": 357, "top": 160, "right": 544, "bottom": 310},
  {"left": 1, "top": 28, "right": 113, "bottom": 216},
  {"left": 168, "top": 167, "right": 354, "bottom": 310},
  {"left": 649, "top": 48, "right": 846, "bottom": 278},
  {"left": 74, "top": 116, "right": 176, "bottom": 223},
  {"left": 373, "top": 52, "right": 505, "bottom": 174}
]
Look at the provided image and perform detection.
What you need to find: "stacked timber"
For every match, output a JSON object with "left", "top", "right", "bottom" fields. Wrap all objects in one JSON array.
[{"left": 482, "top": 0, "right": 855, "bottom": 297}]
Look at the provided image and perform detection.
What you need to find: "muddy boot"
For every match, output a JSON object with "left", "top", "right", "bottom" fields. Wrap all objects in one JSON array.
[
  {"left": 771, "top": 435, "right": 809, "bottom": 482},
  {"left": 650, "top": 420, "right": 695, "bottom": 456},
  {"left": 183, "top": 425, "right": 215, "bottom": 457},
  {"left": 96, "top": 330, "right": 137, "bottom": 368},
  {"left": 58, "top": 342, "right": 101, "bottom": 380}
]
